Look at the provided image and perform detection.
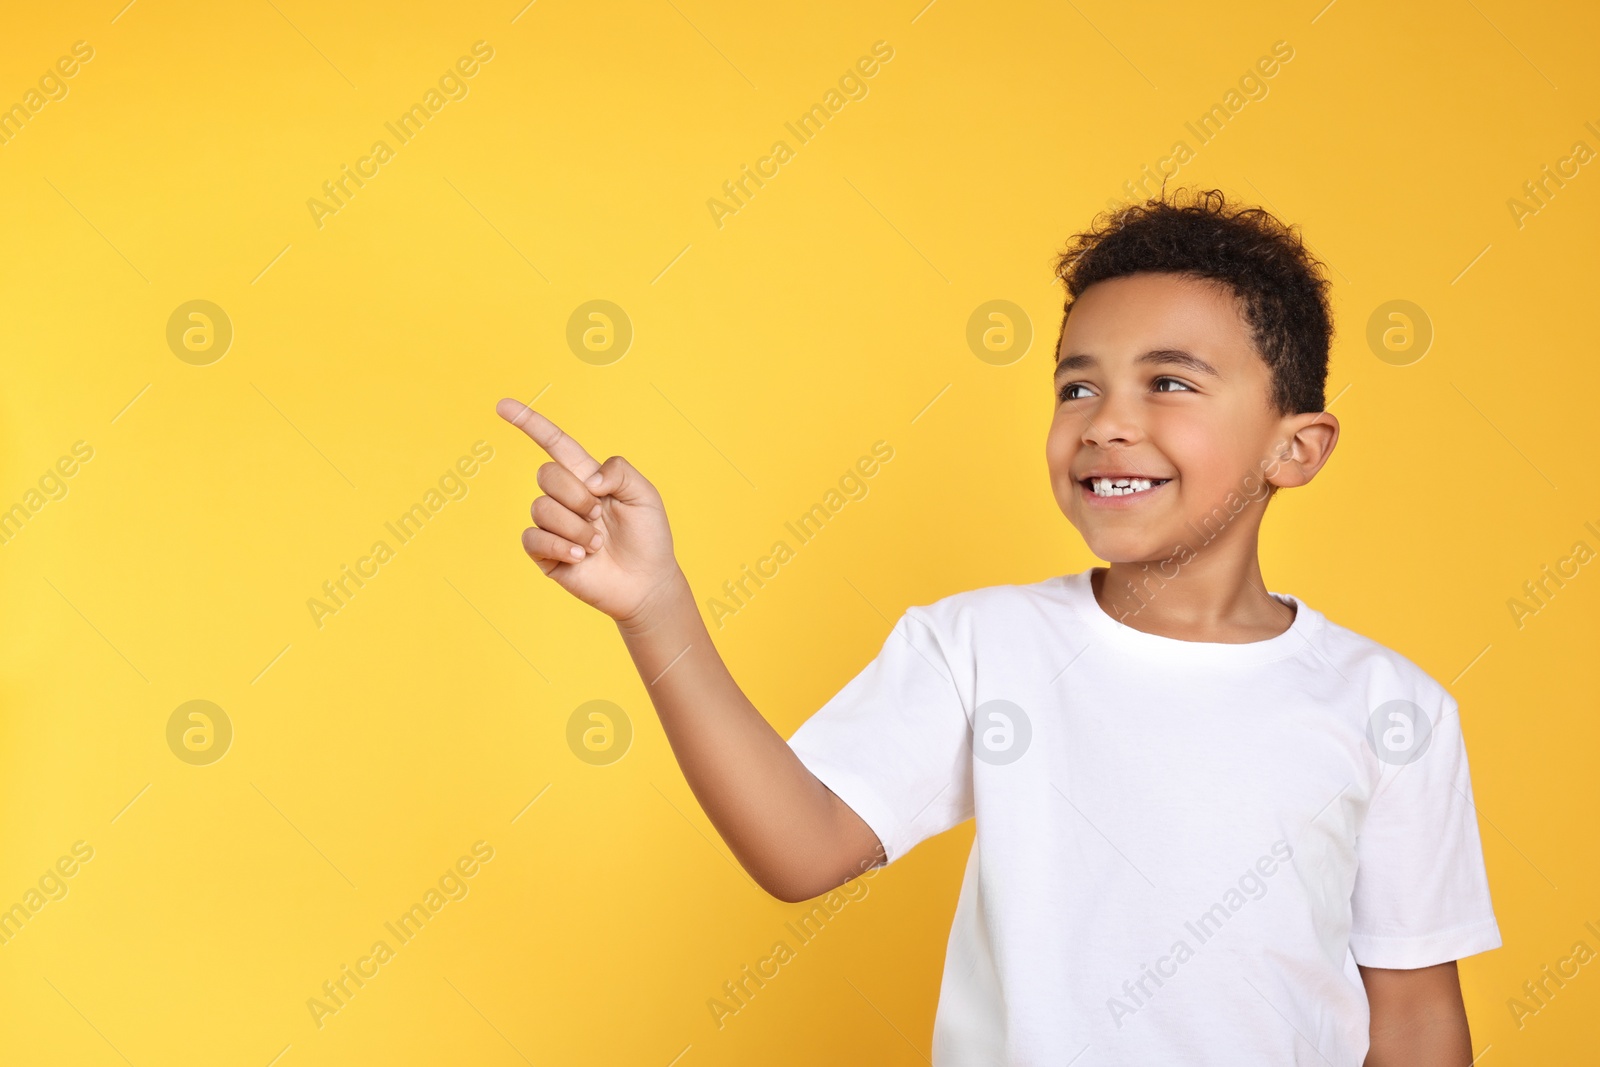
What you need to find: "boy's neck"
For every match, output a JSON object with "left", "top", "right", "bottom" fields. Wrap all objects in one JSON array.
[{"left": 1091, "top": 552, "right": 1297, "bottom": 645}]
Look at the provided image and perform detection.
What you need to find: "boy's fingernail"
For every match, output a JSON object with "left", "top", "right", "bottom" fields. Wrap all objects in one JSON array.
[
  {"left": 588, "top": 505, "right": 601, "bottom": 520},
  {"left": 585, "top": 473, "right": 603, "bottom": 488}
]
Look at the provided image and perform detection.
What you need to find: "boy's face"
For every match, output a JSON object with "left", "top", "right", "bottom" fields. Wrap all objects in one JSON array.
[{"left": 1046, "top": 271, "right": 1308, "bottom": 565}]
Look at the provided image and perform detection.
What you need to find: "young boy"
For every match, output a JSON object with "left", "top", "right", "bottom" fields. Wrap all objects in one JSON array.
[{"left": 494, "top": 187, "right": 1501, "bottom": 1065}]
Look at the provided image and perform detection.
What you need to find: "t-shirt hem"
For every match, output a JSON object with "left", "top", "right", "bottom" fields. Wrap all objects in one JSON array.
[{"left": 1348, "top": 916, "right": 1503, "bottom": 969}]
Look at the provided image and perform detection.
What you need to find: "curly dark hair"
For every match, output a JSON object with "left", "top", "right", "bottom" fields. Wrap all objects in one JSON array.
[{"left": 1052, "top": 186, "right": 1333, "bottom": 416}]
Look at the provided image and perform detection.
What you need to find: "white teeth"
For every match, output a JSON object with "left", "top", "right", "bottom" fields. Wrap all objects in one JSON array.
[{"left": 1089, "top": 477, "right": 1167, "bottom": 497}]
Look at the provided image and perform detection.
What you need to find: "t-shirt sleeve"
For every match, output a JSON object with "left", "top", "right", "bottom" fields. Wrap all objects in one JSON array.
[
  {"left": 785, "top": 606, "right": 975, "bottom": 867},
  {"left": 1348, "top": 689, "right": 1502, "bottom": 968}
]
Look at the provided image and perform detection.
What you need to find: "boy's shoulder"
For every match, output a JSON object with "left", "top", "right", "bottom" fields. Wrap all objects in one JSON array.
[
  {"left": 1308, "top": 605, "right": 1458, "bottom": 710},
  {"left": 899, "top": 572, "right": 1071, "bottom": 633},
  {"left": 903, "top": 570, "right": 1455, "bottom": 707}
]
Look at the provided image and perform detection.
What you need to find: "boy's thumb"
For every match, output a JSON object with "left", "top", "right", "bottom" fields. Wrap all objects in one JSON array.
[{"left": 585, "top": 456, "right": 648, "bottom": 503}]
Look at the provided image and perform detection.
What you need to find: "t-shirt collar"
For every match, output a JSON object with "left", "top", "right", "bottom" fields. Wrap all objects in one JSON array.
[{"left": 1059, "top": 566, "right": 1323, "bottom": 666}]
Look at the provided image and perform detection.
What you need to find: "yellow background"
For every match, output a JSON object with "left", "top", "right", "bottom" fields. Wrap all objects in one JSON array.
[{"left": 2, "top": 0, "right": 1596, "bottom": 1063}]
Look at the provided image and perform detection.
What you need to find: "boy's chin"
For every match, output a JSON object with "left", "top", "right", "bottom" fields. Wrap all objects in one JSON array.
[{"left": 1077, "top": 531, "right": 1184, "bottom": 567}]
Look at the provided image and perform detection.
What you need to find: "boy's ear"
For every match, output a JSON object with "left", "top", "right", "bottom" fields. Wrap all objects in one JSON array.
[{"left": 1265, "top": 411, "right": 1339, "bottom": 490}]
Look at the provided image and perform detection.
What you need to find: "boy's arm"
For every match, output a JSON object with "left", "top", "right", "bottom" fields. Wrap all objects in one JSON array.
[
  {"left": 616, "top": 568, "right": 886, "bottom": 902},
  {"left": 494, "top": 399, "right": 884, "bottom": 904},
  {"left": 1359, "top": 961, "right": 1473, "bottom": 1066}
]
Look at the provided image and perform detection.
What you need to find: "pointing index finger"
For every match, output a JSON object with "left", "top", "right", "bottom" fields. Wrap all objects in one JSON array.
[{"left": 495, "top": 398, "right": 603, "bottom": 483}]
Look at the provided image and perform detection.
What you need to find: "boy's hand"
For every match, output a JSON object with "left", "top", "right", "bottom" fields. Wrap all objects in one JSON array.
[
  {"left": 495, "top": 398, "right": 682, "bottom": 628},
  {"left": 497, "top": 397, "right": 882, "bottom": 904}
]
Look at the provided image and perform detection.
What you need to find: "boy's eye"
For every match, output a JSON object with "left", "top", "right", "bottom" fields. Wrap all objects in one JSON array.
[{"left": 1057, "top": 377, "right": 1193, "bottom": 402}]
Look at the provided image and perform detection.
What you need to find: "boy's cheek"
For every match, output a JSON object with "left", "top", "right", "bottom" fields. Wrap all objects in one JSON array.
[{"left": 1042, "top": 426, "right": 1079, "bottom": 481}]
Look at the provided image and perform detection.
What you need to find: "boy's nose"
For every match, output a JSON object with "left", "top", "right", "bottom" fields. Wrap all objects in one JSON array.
[{"left": 1078, "top": 394, "right": 1144, "bottom": 448}]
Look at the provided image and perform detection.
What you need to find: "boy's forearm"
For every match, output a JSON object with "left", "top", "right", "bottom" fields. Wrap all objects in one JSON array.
[
  {"left": 615, "top": 567, "right": 870, "bottom": 902},
  {"left": 1361, "top": 962, "right": 1473, "bottom": 1066},
  {"left": 1365, "top": 1014, "right": 1471, "bottom": 1066}
]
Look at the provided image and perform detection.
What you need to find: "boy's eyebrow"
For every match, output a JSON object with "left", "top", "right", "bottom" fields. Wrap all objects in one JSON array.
[{"left": 1053, "top": 349, "right": 1222, "bottom": 379}]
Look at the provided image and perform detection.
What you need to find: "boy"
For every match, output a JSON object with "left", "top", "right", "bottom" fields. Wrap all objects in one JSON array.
[{"left": 494, "top": 186, "right": 1501, "bottom": 1065}]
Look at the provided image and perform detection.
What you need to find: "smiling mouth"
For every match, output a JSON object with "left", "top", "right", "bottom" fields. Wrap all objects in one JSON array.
[{"left": 1080, "top": 476, "right": 1172, "bottom": 499}]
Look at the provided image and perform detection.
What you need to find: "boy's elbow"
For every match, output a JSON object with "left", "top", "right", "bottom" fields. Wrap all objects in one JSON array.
[
  {"left": 760, "top": 874, "right": 819, "bottom": 904},
  {"left": 759, "top": 857, "right": 879, "bottom": 903},
  {"left": 749, "top": 792, "right": 887, "bottom": 903},
  {"left": 757, "top": 863, "right": 848, "bottom": 903}
]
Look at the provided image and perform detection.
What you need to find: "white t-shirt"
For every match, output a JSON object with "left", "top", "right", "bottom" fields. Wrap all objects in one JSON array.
[{"left": 786, "top": 567, "right": 1501, "bottom": 1066}]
